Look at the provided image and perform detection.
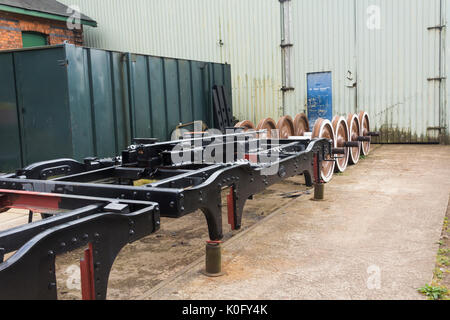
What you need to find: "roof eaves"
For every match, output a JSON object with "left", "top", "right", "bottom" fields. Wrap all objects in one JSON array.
[{"left": 0, "top": 4, "right": 97, "bottom": 27}]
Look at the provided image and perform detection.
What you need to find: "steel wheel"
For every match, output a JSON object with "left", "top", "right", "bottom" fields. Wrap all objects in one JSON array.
[
  {"left": 332, "top": 116, "right": 350, "bottom": 173},
  {"left": 347, "top": 114, "right": 361, "bottom": 165},
  {"left": 256, "top": 118, "right": 278, "bottom": 139},
  {"left": 293, "top": 113, "right": 310, "bottom": 136},
  {"left": 276, "top": 116, "right": 295, "bottom": 139},
  {"left": 235, "top": 120, "right": 255, "bottom": 131},
  {"left": 359, "top": 111, "right": 371, "bottom": 156},
  {"left": 312, "top": 118, "right": 336, "bottom": 183}
]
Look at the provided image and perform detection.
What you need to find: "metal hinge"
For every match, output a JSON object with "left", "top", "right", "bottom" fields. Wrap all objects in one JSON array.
[
  {"left": 428, "top": 24, "right": 446, "bottom": 30},
  {"left": 121, "top": 53, "right": 137, "bottom": 63},
  {"left": 427, "top": 126, "right": 446, "bottom": 132},
  {"left": 57, "top": 59, "right": 69, "bottom": 67},
  {"left": 281, "top": 87, "right": 295, "bottom": 92}
]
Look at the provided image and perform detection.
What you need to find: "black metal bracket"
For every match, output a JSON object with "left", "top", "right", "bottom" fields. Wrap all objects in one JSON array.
[{"left": 0, "top": 131, "right": 331, "bottom": 299}]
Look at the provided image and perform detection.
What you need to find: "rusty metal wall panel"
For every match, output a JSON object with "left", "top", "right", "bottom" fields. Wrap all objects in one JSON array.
[{"left": 218, "top": 0, "right": 283, "bottom": 123}]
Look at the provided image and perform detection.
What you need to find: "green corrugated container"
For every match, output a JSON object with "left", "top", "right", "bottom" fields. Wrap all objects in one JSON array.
[{"left": 0, "top": 44, "right": 232, "bottom": 172}]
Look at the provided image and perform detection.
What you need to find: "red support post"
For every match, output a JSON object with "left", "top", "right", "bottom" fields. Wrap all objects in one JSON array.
[{"left": 80, "top": 243, "right": 96, "bottom": 300}]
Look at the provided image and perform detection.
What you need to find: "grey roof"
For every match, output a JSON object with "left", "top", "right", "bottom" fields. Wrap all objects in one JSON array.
[{"left": 0, "top": 0, "right": 96, "bottom": 23}]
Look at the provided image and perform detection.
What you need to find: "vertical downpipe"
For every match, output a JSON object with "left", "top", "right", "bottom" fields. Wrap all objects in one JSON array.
[
  {"left": 162, "top": 59, "right": 170, "bottom": 139},
  {"left": 109, "top": 52, "right": 119, "bottom": 154},
  {"left": 119, "top": 53, "right": 131, "bottom": 146},
  {"left": 280, "top": 0, "right": 294, "bottom": 116},
  {"left": 354, "top": 0, "right": 359, "bottom": 114},
  {"left": 11, "top": 53, "right": 25, "bottom": 168},
  {"left": 146, "top": 57, "right": 154, "bottom": 138},
  {"left": 86, "top": 49, "right": 98, "bottom": 156},
  {"left": 126, "top": 53, "right": 137, "bottom": 141},
  {"left": 280, "top": 1, "right": 286, "bottom": 115},
  {"left": 439, "top": 0, "right": 445, "bottom": 143}
]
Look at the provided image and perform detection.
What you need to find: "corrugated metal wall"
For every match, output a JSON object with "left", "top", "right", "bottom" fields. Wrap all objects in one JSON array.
[
  {"left": 286, "top": 0, "right": 447, "bottom": 143},
  {"left": 61, "top": 0, "right": 449, "bottom": 143},
  {"left": 445, "top": 0, "right": 450, "bottom": 145},
  {"left": 355, "top": 0, "right": 444, "bottom": 143},
  {"left": 0, "top": 45, "right": 231, "bottom": 172},
  {"left": 60, "top": 0, "right": 283, "bottom": 124},
  {"left": 285, "top": 0, "right": 357, "bottom": 119}
]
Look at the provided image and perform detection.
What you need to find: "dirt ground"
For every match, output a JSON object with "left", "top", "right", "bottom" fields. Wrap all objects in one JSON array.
[{"left": 52, "top": 177, "right": 312, "bottom": 300}]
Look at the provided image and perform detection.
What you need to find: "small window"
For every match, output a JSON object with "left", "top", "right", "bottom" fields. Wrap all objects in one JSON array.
[{"left": 22, "top": 32, "right": 48, "bottom": 48}]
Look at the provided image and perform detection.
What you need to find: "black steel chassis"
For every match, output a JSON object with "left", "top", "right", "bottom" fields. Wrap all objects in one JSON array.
[{"left": 0, "top": 131, "right": 332, "bottom": 300}]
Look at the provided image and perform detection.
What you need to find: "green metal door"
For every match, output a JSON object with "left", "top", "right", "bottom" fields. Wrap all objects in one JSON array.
[
  {"left": 14, "top": 48, "right": 73, "bottom": 166},
  {"left": 22, "top": 32, "right": 47, "bottom": 48}
]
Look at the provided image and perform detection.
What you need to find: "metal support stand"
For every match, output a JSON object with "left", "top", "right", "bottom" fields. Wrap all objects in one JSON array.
[
  {"left": 203, "top": 241, "right": 225, "bottom": 277},
  {"left": 313, "top": 183, "right": 325, "bottom": 201}
]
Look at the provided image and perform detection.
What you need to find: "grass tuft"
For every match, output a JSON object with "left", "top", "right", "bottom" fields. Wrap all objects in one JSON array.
[{"left": 418, "top": 284, "right": 448, "bottom": 300}]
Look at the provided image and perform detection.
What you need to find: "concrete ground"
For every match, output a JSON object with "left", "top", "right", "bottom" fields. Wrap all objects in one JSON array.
[{"left": 142, "top": 145, "right": 450, "bottom": 300}]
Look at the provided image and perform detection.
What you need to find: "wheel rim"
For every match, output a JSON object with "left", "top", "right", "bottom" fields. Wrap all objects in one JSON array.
[
  {"left": 312, "top": 118, "right": 336, "bottom": 183},
  {"left": 235, "top": 120, "right": 255, "bottom": 131},
  {"left": 359, "top": 111, "right": 371, "bottom": 156},
  {"left": 293, "top": 113, "right": 310, "bottom": 136},
  {"left": 332, "top": 116, "right": 349, "bottom": 173},
  {"left": 276, "top": 116, "right": 295, "bottom": 139},
  {"left": 347, "top": 114, "right": 361, "bottom": 165},
  {"left": 256, "top": 118, "right": 278, "bottom": 139}
]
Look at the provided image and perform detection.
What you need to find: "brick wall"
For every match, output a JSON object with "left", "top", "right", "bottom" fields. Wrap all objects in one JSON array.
[{"left": 0, "top": 11, "right": 83, "bottom": 50}]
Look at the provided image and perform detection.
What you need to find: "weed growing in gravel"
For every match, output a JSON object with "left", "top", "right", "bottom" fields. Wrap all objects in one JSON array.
[
  {"left": 437, "top": 255, "right": 450, "bottom": 267},
  {"left": 418, "top": 284, "right": 448, "bottom": 300},
  {"left": 420, "top": 208, "right": 450, "bottom": 300},
  {"left": 434, "top": 268, "right": 444, "bottom": 280}
]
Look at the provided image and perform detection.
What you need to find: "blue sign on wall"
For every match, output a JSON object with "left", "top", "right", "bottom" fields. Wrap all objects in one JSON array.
[{"left": 307, "top": 72, "right": 333, "bottom": 128}]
